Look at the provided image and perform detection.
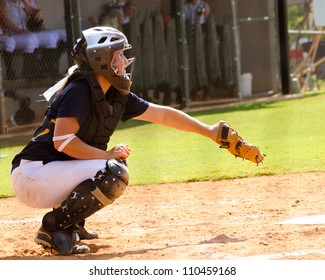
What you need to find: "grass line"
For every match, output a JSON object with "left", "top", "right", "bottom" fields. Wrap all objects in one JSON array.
[{"left": 1, "top": 92, "right": 325, "bottom": 197}]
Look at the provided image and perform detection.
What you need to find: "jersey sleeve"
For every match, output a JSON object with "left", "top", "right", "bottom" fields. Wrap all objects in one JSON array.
[
  {"left": 121, "top": 92, "right": 149, "bottom": 122},
  {"left": 56, "top": 80, "right": 91, "bottom": 126}
]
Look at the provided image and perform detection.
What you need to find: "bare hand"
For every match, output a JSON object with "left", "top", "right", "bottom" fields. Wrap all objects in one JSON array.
[{"left": 110, "top": 144, "right": 130, "bottom": 160}]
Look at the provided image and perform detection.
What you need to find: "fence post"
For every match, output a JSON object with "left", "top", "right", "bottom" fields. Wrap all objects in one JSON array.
[
  {"left": 71, "top": 0, "right": 82, "bottom": 41},
  {"left": 0, "top": 54, "right": 7, "bottom": 134},
  {"left": 64, "top": 0, "right": 82, "bottom": 66},
  {"left": 64, "top": 0, "right": 74, "bottom": 66},
  {"left": 230, "top": 0, "right": 242, "bottom": 100},
  {"left": 277, "top": 0, "right": 290, "bottom": 94},
  {"left": 176, "top": 0, "right": 190, "bottom": 109}
]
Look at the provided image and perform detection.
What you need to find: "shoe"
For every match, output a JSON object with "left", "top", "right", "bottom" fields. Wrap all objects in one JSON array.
[
  {"left": 71, "top": 244, "right": 90, "bottom": 254},
  {"left": 74, "top": 224, "right": 99, "bottom": 240},
  {"left": 34, "top": 226, "right": 90, "bottom": 255}
]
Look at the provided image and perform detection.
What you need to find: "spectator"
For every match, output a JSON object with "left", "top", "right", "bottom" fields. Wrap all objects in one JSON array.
[
  {"left": 25, "top": 0, "right": 67, "bottom": 78},
  {"left": 117, "top": 0, "right": 136, "bottom": 37},
  {"left": 0, "top": 0, "right": 39, "bottom": 78},
  {"left": 25, "top": 0, "right": 67, "bottom": 43},
  {"left": 89, "top": 0, "right": 136, "bottom": 37},
  {"left": 290, "top": 37, "right": 310, "bottom": 70},
  {"left": 89, "top": 0, "right": 120, "bottom": 30},
  {"left": 184, "top": 0, "right": 210, "bottom": 27},
  {"left": 0, "top": 0, "right": 61, "bottom": 78}
]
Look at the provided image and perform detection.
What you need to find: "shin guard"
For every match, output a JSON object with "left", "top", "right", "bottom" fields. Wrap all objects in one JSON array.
[{"left": 42, "top": 159, "right": 129, "bottom": 231}]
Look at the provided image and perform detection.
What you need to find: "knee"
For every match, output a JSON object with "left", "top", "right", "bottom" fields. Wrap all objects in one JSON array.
[
  {"left": 5, "top": 37, "right": 16, "bottom": 52},
  {"left": 106, "top": 159, "right": 129, "bottom": 185},
  {"left": 93, "top": 159, "right": 129, "bottom": 205},
  {"left": 49, "top": 33, "right": 60, "bottom": 48},
  {"left": 56, "top": 29, "right": 67, "bottom": 42},
  {"left": 42, "top": 32, "right": 59, "bottom": 49},
  {"left": 25, "top": 34, "right": 39, "bottom": 52}
]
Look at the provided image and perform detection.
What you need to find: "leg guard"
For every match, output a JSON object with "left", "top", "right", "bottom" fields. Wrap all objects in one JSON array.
[{"left": 42, "top": 159, "right": 129, "bottom": 231}]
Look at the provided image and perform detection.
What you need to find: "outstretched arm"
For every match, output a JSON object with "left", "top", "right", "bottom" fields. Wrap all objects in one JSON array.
[
  {"left": 133, "top": 103, "right": 265, "bottom": 164},
  {"left": 133, "top": 103, "right": 217, "bottom": 142}
]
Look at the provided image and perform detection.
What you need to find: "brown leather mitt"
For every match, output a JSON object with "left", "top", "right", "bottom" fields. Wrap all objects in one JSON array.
[{"left": 215, "top": 121, "right": 265, "bottom": 165}]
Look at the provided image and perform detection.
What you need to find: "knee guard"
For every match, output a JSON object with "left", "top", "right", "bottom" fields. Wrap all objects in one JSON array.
[{"left": 42, "top": 159, "right": 129, "bottom": 231}]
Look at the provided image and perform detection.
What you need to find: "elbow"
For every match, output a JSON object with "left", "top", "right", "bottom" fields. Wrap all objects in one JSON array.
[
  {"left": 53, "top": 140, "right": 61, "bottom": 151},
  {"left": 52, "top": 134, "right": 77, "bottom": 152}
]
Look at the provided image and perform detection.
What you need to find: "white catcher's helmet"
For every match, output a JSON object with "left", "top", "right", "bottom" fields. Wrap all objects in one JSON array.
[{"left": 72, "top": 26, "right": 134, "bottom": 94}]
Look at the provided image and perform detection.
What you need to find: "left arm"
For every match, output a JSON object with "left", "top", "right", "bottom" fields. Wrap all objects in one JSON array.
[
  {"left": 23, "top": 0, "right": 36, "bottom": 16},
  {"left": 133, "top": 103, "right": 218, "bottom": 142}
]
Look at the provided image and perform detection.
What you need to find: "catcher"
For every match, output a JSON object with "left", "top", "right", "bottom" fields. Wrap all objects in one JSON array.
[{"left": 10, "top": 26, "right": 264, "bottom": 255}]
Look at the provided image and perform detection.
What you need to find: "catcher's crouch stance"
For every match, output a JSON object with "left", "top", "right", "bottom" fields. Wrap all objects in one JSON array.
[{"left": 10, "top": 27, "right": 264, "bottom": 255}]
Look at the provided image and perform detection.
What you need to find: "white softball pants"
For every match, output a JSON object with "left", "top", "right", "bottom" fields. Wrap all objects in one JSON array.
[
  {"left": 0, "top": 35, "right": 16, "bottom": 52},
  {"left": 10, "top": 33, "right": 39, "bottom": 53},
  {"left": 10, "top": 30, "right": 60, "bottom": 53},
  {"left": 11, "top": 159, "right": 107, "bottom": 209}
]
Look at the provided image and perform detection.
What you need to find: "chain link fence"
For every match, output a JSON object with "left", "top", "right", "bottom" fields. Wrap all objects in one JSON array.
[{"left": 1, "top": 0, "right": 278, "bottom": 135}]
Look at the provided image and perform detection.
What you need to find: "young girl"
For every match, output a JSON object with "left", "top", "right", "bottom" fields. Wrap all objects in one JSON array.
[{"left": 11, "top": 26, "right": 264, "bottom": 255}]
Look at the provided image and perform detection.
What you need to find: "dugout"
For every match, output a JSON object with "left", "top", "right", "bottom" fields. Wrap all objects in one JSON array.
[{"left": 0, "top": 0, "right": 286, "bottom": 134}]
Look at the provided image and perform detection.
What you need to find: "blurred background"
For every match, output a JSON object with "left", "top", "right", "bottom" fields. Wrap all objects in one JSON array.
[{"left": 0, "top": 0, "right": 323, "bottom": 135}]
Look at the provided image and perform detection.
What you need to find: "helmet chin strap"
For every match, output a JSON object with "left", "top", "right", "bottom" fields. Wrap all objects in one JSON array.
[
  {"left": 109, "top": 54, "right": 134, "bottom": 94},
  {"left": 110, "top": 73, "right": 132, "bottom": 94}
]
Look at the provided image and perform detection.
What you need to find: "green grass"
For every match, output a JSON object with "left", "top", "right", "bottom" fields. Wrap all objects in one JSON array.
[{"left": 1, "top": 92, "right": 325, "bottom": 198}]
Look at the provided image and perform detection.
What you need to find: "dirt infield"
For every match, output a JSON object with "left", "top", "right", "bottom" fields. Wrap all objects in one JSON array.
[{"left": 1, "top": 172, "right": 325, "bottom": 260}]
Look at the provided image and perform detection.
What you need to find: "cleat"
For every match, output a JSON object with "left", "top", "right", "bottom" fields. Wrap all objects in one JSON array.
[
  {"left": 72, "top": 244, "right": 91, "bottom": 254},
  {"left": 34, "top": 226, "right": 89, "bottom": 255},
  {"left": 74, "top": 224, "right": 99, "bottom": 240}
]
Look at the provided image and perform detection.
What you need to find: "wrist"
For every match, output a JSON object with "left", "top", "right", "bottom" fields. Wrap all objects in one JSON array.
[
  {"left": 105, "top": 150, "right": 115, "bottom": 160},
  {"left": 208, "top": 125, "right": 217, "bottom": 141}
]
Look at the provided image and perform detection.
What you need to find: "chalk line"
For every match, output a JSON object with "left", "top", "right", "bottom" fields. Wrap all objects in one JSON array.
[{"left": 277, "top": 215, "right": 325, "bottom": 225}]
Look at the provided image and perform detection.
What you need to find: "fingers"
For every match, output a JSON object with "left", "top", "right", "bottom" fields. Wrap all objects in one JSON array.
[{"left": 114, "top": 144, "right": 130, "bottom": 160}]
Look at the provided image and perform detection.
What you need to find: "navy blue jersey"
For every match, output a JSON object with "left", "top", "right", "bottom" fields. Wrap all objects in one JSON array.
[{"left": 12, "top": 79, "right": 149, "bottom": 164}]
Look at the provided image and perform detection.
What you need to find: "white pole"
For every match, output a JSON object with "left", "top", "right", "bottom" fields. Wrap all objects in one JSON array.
[
  {"left": 178, "top": 0, "right": 190, "bottom": 108},
  {"left": 230, "top": 0, "right": 243, "bottom": 100}
]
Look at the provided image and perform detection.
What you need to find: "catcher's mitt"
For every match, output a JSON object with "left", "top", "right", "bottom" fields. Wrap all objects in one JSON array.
[{"left": 215, "top": 121, "right": 265, "bottom": 165}]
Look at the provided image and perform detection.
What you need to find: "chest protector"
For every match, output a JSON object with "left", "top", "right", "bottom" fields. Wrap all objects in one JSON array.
[{"left": 68, "top": 70, "right": 128, "bottom": 150}]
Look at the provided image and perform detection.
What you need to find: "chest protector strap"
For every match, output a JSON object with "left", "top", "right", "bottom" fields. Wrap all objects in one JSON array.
[{"left": 68, "top": 70, "right": 128, "bottom": 150}]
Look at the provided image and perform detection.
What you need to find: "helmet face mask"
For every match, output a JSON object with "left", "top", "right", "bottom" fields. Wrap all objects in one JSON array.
[
  {"left": 111, "top": 44, "right": 134, "bottom": 83},
  {"left": 72, "top": 27, "right": 134, "bottom": 94}
]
